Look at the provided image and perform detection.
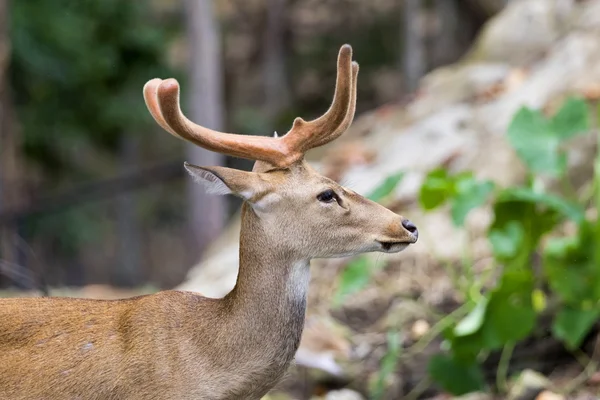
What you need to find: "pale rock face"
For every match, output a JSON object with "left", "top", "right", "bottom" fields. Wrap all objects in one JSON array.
[
  {"left": 467, "top": 0, "right": 573, "bottom": 65},
  {"left": 177, "top": 0, "right": 600, "bottom": 375}
]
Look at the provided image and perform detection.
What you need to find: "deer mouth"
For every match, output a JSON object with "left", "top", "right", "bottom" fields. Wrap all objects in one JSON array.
[{"left": 376, "top": 240, "right": 413, "bottom": 253}]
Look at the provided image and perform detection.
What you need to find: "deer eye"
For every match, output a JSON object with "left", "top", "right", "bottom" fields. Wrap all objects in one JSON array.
[{"left": 317, "top": 189, "right": 338, "bottom": 203}]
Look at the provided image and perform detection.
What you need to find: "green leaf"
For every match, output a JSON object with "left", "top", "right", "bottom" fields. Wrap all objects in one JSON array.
[
  {"left": 544, "top": 221, "right": 600, "bottom": 305},
  {"left": 507, "top": 99, "right": 590, "bottom": 176},
  {"left": 553, "top": 306, "right": 600, "bottom": 349},
  {"left": 419, "top": 168, "right": 453, "bottom": 210},
  {"left": 550, "top": 97, "right": 590, "bottom": 139},
  {"left": 488, "top": 220, "right": 524, "bottom": 260},
  {"left": 454, "top": 298, "right": 488, "bottom": 337},
  {"left": 498, "top": 187, "right": 585, "bottom": 224},
  {"left": 482, "top": 270, "right": 536, "bottom": 347},
  {"left": 333, "top": 257, "right": 372, "bottom": 307},
  {"left": 507, "top": 107, "right": 565, "bottom": 176},
  {"left": 368, "top": 172, "right": 405, "bottom": 203},
  {"left": 428, "top": 354, "right": 485, "bottom": 395},
  {"left": 450, "top": 176, "right": 495, "bottom": 227},
  {"left": 488, "top": 194, "right": 561, "bottom": 268},
  {"left": 449, "top": 270, "right": 536, "bottom": 358}
]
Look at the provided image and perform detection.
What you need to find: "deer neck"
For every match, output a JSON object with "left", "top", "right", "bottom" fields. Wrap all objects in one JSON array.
[{"left": 221, "top": 203, "right": 311, "bottom": 367}]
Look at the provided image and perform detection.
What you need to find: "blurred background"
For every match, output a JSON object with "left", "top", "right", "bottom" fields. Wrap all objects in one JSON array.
[{"left": 2, "top": 0, "right": 600, "bottom": 399}]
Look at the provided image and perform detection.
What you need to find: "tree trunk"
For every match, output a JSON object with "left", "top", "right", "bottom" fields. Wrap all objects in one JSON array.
[
  {"left": 183, "top": 0, "right": 226, "bottom": 264},
  {"left": 401, "top": 0, "right": 426, "bottom": 94},
  {"left": 262, "top": 0, "right": 291, "bottom": 122},
  {"left": 429, "top": 0, "right": 485, "bottom": 70},
  {"left": 114, "top": 134, "right": 141, "bottom": 287},
  {"left": 429, "top": 0, "right": 462, "bottom": 69}
]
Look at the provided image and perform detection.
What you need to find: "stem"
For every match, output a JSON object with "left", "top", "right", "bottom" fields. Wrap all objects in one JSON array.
[
  {"left": 593, "top": 103, "right": 600, "bottom": 263},
  {"left": 496, "top": 342, "right": 515, "bottom": 394},
  {"left": 404, "top": 376, "right": 432, "bottom": 400},
  {"left": 563, "top": 336, "right": 600, "bottom": 394},
  {"left": 461, "top": 233, "right": 476, "bottom": 297},
  {"left": 401, "top": 303, "right": 471, "bottom": 360}
]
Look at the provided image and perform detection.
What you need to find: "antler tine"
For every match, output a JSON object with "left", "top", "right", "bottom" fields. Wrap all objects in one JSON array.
[
  {"left": 143, "top": 79, "right": 180, "bottom": 137},
  {"left": 148, "top": 78, "right": 296, "bottom": 167},
  {"left": 281, "top": 44, "right": 356, "bottom": 153},
  {"left": 310, "top": 61, "right": 358, "bottom": 148}
]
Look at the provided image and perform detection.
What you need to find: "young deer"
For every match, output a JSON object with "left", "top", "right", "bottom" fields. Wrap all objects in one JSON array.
[{"left": 0, "top": 45, "right": 417, "bottom": 399}]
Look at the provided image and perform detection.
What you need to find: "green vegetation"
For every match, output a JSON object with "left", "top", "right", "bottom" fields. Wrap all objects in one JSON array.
[
  {"left": 11, "top": 0, "right": 176, "bottom": 174},
  {"left": 335, "top": 97, "right": 600, "bottom": 396},
  {"left": 6, "top": 0, "right": 178, "bottom": 275}
]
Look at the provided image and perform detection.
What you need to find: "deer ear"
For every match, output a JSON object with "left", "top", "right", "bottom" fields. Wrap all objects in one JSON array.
[{"left": 184, "top": 163, "right": 272, "bottom": 204}]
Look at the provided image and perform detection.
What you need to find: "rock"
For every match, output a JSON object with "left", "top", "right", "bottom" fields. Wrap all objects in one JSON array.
[
  {"left": 467, "top": 0, "right": 572, "bottom": 65},
  {"left": 587, "top": 370, "right": 600, "bottom": 386},
  {"left": 294, "top": 316, "right": 351, "bottom": 377},
  {"left": 452, "top": 392, "right": 494, "bottom": 400},
  {"left": 262, "top": 393, "right": 296, "bottom": 400},
  {"left": 508, "top": 369, "right": 552, "bottom": 400},
  {"left": 323, "top": 389, "right": 365, "bottom": 400},
  {"left": 410, "top": 319, "right": 431, "bottom": 340},
  {"left": 535, "top": 391, "right": 565, "bottom": 400}
]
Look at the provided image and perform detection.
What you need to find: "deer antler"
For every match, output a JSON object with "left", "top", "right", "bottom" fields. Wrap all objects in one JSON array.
[{"left": 143, "top": 44, "right": 359, "bottom": 168}]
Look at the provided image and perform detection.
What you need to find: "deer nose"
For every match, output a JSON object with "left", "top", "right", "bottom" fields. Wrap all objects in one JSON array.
[{"left": 402, "top": 219, "right": 418, "bottom": 240}]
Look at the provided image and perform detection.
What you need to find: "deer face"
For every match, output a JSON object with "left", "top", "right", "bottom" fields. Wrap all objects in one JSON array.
[{"left": 185, "top": 160, "right": 417, "bottom": 259}]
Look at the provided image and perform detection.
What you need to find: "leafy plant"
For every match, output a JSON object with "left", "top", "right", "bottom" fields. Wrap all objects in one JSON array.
[
  {"left": 420, "top": 169, "right": 494, "bottom": 226},
  {"left": 420, "top": 97, "right": 595, "bottom": 394}
]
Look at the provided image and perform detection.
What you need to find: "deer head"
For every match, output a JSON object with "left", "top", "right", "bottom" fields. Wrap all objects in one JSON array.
[{"left": 143, "top": 44, "right": 418, "bottom": 260}]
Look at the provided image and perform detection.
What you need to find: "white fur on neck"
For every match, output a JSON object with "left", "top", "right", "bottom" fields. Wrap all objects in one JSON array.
[{"left": 286, "top": 261, "right": 310, "bottom": 303}]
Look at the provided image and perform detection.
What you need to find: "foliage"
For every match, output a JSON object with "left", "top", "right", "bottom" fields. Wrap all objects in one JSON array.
[
  {"left": 335, "top": 97, "right": 599, "bottom": 396},
  {"left": 427, "top": 353, "right": 486, "bottom": 395},
  {"left": 8, "top": 0, "right": 178, "bottom": 268},
  {"left": 420, "top": 98, "right": 596, "bottom": 393},
  {"left": 424, "top": 98, "right": 597, "bottom": 394},
  {"left": 10, "top": 0, "right": 177, "bottom": 176},
  {"left": 419, "top": 169, "right": 494, "bottom": 226}
]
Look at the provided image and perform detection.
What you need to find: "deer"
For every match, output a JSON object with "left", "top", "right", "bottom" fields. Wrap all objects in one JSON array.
[{"left": 0, "top": 44, "right": 418, "bottom": 400}]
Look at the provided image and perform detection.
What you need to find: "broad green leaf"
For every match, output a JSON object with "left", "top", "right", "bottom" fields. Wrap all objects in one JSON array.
[
  {"left": 454, "top": 298, "right": 488, "bottom": 337},
  {"left": 419, "top": 168, "right": 453, "bottom": 210},
  {"left": 450, "top": 177, "right": 495, "bottom": 227},
  {"left": 333, "top": 257, "right": 372, "bottom": 307},
  {"left": 450, "top": 270, "right": 536, "bottom": 357},
  {"left": 482, "top": 270, "right": 536, "bottom": 347},
  {"left": 507, "top": 107, "right": 565, "bottom": 176},
  {"left": 368, "top": 172, "right": 405, "bottom": 203},
  {"left": 428, "top": 354, "right": 485, "bottom": 395},
  {"left": 544, "top": 221, "right": 600, "bottom": 305},
  {"left": 488, "top": 196, "right": 559, "bottom": 268},
  {"left": 550, "top": 97, "right": 590, "bottom": 139},
  {"left": 488, "top": 220, "right": 524, "bottom": 260},
  {"left": 552, "top": 306, "right": 600, "bottom": 349},
  {"left": 498, "top": 187, "right": 585, "bottom": 224}
]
